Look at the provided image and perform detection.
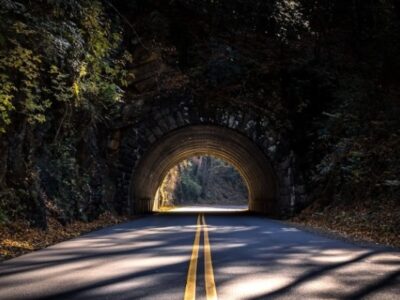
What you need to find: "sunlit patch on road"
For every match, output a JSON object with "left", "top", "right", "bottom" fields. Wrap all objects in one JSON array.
[{"left": 160, "top": 205, "right": 248, "bottom": 213}]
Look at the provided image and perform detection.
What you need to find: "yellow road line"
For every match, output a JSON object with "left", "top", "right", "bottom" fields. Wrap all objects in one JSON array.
[
  {"left": 202, "top": 214, "right": 218, "bottom": 300},
  {"left": 184, "top": 214, "right": 202, "bottom": 300}
]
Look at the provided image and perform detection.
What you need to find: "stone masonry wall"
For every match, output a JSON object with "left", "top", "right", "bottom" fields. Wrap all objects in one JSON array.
[{"left": 108, "top": 94, "right": 306, "bottom": 218}]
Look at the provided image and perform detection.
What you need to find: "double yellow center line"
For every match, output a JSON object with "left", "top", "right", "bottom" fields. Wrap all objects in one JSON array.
[{"left": 184, "top": 214, "right": 217, "bottom": 300}]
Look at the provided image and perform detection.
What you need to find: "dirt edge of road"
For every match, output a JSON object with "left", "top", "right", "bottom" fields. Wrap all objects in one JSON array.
[
  {"left": 288, "top": 201, "right": 399, "bottom": 250},
  {"left": 0, "top": 212, "right": 131, "bottom": 262}
]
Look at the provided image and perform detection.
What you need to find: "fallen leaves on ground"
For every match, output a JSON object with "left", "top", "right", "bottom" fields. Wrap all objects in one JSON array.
[
  {"left": 292, "top": 198, "right": 400, "bottom": 248},
  {"left": 0, "top": 212, "right": 129, "bottom": 262}
]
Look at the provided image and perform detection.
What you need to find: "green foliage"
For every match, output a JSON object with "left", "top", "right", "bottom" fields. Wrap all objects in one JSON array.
[
  {"left": 161, "top": 156, "right": 248, "bottom": 204},
  {"left": 0, "top": 76, "right": 15, "bottom": 133},
  {"left": 0, "top": 188, "right": 28, "bottom": 224},
  {"left": 0, "top": 0, "right": 132, "bottom": 225},
  {"left": 72, "top": 1, "right": 128, "bottom": 110},
  {"left": 0, "top": 209, "right": 7, "bottom": 224},
  {"left": 0, "top": 0, "right": 131, "bottom": 134},
  {"left": 0, "top": 29, "right": 47, "bottom": 128},
  {"left": 294, "top": 0, "right": 400, "bottom": 205},
  {"left": 46, "top": 140, "right": 91, "bottom": 222},
  {"left": 180, "top": 173, "right": 202, "bottom": 201},
  {"left": 272, "top": 0, "right": 309, "bottom": 42}
]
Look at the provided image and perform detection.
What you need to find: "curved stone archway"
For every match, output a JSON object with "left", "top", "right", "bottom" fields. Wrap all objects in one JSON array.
[
  {"left": 113, "top": 97, "right": 304, "bottom": 218},
  {"left": 131, "top": 125, "right": 277, "bottom": 214}
]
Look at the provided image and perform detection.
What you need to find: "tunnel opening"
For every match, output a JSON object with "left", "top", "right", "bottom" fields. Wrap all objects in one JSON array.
[
  {"left": 130, "top": 125, "right": 278, "bottom": 215},
  {"left": 154, "top": 155, "right": 249, "bottom": 212}
]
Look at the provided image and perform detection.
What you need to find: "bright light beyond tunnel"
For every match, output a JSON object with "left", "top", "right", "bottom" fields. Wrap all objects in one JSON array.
[{"left": 155, "top": 155, "right": 249, "bottom": 213}]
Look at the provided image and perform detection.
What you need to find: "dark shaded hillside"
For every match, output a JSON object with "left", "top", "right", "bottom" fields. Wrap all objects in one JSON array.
[{"left": 0, "top": 0, "right": 399, "bottom": 246}]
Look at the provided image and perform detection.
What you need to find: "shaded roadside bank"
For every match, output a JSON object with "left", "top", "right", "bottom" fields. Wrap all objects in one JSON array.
[
  {"left": 0, "top": 212, "right": 129, "bottom": 262},
  {"left": 291, "top": 199, "right": 399, "bottom": 248}
]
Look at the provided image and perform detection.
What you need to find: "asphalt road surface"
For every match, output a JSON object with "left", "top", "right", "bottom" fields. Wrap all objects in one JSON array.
[{"left": 0, "top": 213, "right": 399, "bottom": 299}]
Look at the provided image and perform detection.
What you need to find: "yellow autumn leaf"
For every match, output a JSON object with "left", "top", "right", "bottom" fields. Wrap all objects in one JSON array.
[{"left": 72, "top": 81, "right": 80, "bottom": 97}]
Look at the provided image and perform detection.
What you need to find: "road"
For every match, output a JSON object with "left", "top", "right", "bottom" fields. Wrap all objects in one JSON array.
[{"left": 0, "top": 213, "right": 399, "bottom": 299}]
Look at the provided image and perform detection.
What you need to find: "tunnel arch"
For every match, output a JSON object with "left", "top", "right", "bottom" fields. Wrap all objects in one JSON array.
[
  {"left": 130, "top": 125, "right": 278, "bottom": 215},
  {"left": 114, "top": 97, "right": 305, "bottom": 218}
]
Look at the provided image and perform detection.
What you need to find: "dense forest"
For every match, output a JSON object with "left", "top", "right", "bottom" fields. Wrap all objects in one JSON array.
[
  {"left": 0, "top": 0, "right": 399, "bottom": 246},
  {"left": 158, "top": 156, "right": 247, "bottom": 207},
  {"left": 0, "top": 0, "right": 132, "bottom": 227}
]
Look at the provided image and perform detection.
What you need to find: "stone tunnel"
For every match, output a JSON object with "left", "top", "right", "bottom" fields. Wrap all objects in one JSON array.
[{"left": 110, "top": 95, "right": 305, "bottom": 218}]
